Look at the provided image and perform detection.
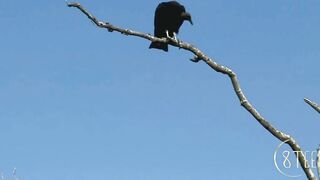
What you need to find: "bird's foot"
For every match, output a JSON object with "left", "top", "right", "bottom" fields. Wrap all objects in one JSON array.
[
  {"left": 165, "top": 30, "right": 182, "bottom": 48},
  {"left": 166, "top": 31, "right": 180, "bottom": 42},
  {"left": 166, "top": 30, "right": 177, "bottom": 41},
  {"left": 166, "top": 30, "right": 170, "bottom": 38},
  {"left": 166, "top": 32, "right": 175, "bottom": 42},
  {"left": 165, "top": 30, "right": 172, "bottom": 41},
  {"left": 172, "top": 32, "right": 182, "bottom": 47}
]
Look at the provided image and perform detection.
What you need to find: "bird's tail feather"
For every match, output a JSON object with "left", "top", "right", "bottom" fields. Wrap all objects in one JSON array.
[{"left": 149, "top": 42, "right": 168, "bottom": 52}]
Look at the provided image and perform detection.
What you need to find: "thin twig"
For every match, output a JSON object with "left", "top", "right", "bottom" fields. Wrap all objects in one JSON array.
[
  {"left": 67, "top": 2, "right": 317, "bottom": 179},
  {"left": 12, "top": 168, "right": 18, "bottom": 180},
  {"left": 304, "top": 98, "right": 320, "bottom": 113},
  {"left": 317, "top": 145, "right": 320, "bottom": 179}
]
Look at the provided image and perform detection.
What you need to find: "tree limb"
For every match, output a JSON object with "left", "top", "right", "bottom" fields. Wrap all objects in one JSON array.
[
  {"left": 67, "top": 2, "right": 317, "bottom": 179},
  {"left": 304, "top": 98, "right": 320, "bottom": 113}
]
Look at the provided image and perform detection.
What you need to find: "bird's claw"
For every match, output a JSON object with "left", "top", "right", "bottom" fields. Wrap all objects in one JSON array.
[
  {"left": 165, "top": 30, "right": 183, "bottom": 49},
  {"left": 165, "top": 30, "right": 181, "bottom": 44},
  {"left": 166, "top": 30, "right": 170, "bottom": 38}
]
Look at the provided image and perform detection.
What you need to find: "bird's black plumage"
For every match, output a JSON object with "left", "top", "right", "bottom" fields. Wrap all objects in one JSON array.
[{"left": 149, "top": 1, "right": 193, "bottom": 52}]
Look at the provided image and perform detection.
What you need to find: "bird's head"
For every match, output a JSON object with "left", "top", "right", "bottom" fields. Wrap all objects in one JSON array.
[{"left": 181, "top": 12, "right": 193, "bottom": 25}]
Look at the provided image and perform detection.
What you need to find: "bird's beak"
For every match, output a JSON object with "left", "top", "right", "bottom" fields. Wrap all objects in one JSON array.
[{"left": 189, "top": 19, "right": 193, "bottom": 25}]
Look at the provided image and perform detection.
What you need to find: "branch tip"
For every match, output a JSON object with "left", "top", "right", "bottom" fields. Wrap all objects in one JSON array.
[
  {"left": 190, "top": 55, "right": 201, "bottom": 63},
  {"left": 304, "top": 98, "right": 320, "bottom": 113},
  {"left": 66, "top": 2, "right": 81, "bottom": 7}
]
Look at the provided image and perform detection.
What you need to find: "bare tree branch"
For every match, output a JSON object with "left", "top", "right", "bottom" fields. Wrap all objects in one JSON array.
[
  {"left": 304, "top": 98, "right": 320, "bottom": 113},
  {"left": 67, "top": 2, "right": 317, "bottom": 179}
]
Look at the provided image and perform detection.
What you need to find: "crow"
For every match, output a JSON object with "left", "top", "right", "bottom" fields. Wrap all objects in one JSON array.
[{"left": 149, "top": 1, "right": 193, "bottom": 52}]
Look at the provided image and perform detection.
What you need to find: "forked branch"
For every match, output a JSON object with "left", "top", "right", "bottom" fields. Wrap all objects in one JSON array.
[{"left": 67, "top": 2, "right": 317, "bottom": 179}]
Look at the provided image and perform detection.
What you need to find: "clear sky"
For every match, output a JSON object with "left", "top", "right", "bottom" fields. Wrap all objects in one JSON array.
[{"left": 0, "top": 0, "right": 319, "bottom": 179}]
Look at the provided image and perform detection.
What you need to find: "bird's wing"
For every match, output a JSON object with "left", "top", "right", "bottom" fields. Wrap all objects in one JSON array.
[{"left": 153, "top": 2, "right": 170, "bottom": 37}]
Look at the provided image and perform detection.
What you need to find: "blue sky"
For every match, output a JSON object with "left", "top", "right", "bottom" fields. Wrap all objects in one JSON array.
[{"left": 0, "top": 0, "right": 319, "bottom": 179}]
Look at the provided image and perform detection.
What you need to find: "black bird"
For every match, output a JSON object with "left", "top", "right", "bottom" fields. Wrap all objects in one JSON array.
[{"left": 149, "top": 1, "right": 193, "bottom": 52}]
